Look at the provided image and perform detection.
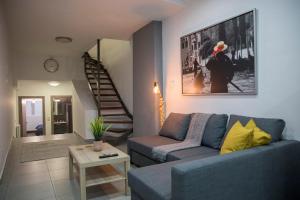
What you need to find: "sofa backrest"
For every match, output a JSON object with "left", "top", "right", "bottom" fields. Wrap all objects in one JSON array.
[{"left": 201, "top": 114, "right": 228, "bottom": 149}]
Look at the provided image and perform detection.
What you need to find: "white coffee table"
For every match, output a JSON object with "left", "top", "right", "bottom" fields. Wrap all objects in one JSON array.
[{"left": 68, "top": 143, "right": 130, "bottom": 200}]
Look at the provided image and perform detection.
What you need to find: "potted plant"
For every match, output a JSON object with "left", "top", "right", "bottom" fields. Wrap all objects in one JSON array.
[{"left": 90, "top": 116, "right": 111, "bottom": 151}]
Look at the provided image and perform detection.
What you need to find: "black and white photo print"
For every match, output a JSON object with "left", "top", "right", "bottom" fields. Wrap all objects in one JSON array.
[{"left": 181, "top": 10, "right": 256, "bottom": 95}]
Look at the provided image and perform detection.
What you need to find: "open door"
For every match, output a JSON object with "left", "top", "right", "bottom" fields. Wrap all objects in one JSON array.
[
  {"left": 51, "top": 96, "right": 73, "bottom": 134},
  {"left": 18, "top": 97, "right": 46, "bottom": 137}
]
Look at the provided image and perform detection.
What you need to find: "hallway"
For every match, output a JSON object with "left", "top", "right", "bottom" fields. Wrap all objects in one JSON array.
[{"left": 0, "top": 134, "right": 129, "bottom": 200}]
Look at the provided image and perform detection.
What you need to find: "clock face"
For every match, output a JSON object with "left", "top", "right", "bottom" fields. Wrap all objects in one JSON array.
[{"left": 44, "top": 58, "right": 59, "bottom": 73}]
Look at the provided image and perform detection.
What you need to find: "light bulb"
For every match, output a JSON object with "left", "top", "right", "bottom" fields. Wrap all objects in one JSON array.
[
  {"left": 153, "top": 82, "right": 159, "bottom": 94},
  {"left": 48, "top": 81, "right": 60, "bottom": 87}
]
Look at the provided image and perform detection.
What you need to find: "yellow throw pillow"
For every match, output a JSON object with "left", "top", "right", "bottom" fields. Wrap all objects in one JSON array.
[
  {"left": 220, "top": 121, "right": 254, "bottom": 155},
  {"left": 245, "top": 119, "right": 272, "bottom": 147}
]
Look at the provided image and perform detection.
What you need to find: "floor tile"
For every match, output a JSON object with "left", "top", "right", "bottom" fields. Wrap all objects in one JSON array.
[
  {"left": 9, "top": 170, "right": 51, "bottom": 187},
  {"left": 6, "top": 181, "right": 55, "bottom": 200},
  {"left": 47, "top": 158, "right": 69, "bottom": 171},
  {"left": 1, "top": 135, "right": 131, "bottom": 200},
  {"left": 56, "top": 193, "right": 80, "bottom": 200},
  {"left": 14, "top": 162, "right": 49, "bottom": 175},
  {"left": 17, "top": 160, "right": 47, "bottom": 166},
  {"left": 52, "top": 179, "right": 80, "bottom": 196},
  {"left": 50, "top": 168, "right": 69, "bottom": 181}
]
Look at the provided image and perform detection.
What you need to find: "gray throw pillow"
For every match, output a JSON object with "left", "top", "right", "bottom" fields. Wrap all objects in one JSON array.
[
  {"left": 224, "top": 115, "right": 286, "bottom": 144},
  {"left": 201, "top": 114, "right": 228, "bottom": 149},
  {"left": 159, "top": 113, "right": 191, "bottom": 141}
]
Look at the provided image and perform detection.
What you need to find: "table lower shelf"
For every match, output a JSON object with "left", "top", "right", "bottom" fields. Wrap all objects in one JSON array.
[{"left": 73, "top": 164, "right": 126, "bottom": 187}]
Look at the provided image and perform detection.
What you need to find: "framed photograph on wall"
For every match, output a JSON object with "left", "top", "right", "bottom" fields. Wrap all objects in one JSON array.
[{"left": 181, "top": 10, "right": 256, "bottom": 95}]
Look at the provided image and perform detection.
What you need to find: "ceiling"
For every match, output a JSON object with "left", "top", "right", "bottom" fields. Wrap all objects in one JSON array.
[{"left": 4, "top": 0, "right": 185, "bottom": 57}]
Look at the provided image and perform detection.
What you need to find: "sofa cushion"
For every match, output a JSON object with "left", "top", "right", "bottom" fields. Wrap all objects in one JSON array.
[
  {"left": 167, "top": 146, "right": 219, "bottom": 161},
  {"left": 201, "top": 114, "right": 228, "bottom": 149},
  {"left": 226, "top": 115, "right": 285, "bottom": 143},
  {"left": 128, "top": 135, "right": 180, "bottom": 160},
  {"left": 220, "top": 121, "right": 254, "bottom": 155},
  {"left": 245, "top": 119, "right": 272, "bottom": 147},
  {"left": 159, "top": 113, "right": 191, "bottom": 141}
]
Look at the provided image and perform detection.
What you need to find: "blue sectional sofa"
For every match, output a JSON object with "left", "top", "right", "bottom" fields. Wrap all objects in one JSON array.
[{"left": 127, "top": 114, "right": 300, "bottom": 200}]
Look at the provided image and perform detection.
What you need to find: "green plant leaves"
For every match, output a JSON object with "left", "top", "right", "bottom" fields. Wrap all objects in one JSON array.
[{"left": 90, "top": 116, "right": 111, "bottom": 141}]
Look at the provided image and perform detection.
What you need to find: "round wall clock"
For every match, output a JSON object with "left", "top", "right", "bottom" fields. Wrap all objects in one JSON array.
[{"left": 44, "top": 58, "right": 59, "bottom": 73}]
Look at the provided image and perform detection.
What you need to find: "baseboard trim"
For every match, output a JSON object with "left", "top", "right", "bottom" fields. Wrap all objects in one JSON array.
[{"left": 0, "top": 135, "right": 13, "bottom": 182}]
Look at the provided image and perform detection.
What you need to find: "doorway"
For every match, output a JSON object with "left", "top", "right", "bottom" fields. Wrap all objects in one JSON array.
[
  {"left": 51, "top": 96, "right": 73, "bottom": 134},
  {"left": 18, "top": 97, "right": 46, "bottom": 137}
]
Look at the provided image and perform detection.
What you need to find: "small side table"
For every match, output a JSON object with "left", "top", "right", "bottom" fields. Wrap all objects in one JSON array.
[{"left": 68, "top": 143, "right": 130, "bottom": 200}]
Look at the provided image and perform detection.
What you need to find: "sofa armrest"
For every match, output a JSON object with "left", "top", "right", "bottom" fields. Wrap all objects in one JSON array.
[{"left": 171, "top": 140, "right": 300, "bottom": 200}]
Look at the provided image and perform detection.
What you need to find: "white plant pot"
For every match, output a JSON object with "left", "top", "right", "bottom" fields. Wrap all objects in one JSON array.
[{"left": 93, "top": 140, "right": 103, "bottom": 152}]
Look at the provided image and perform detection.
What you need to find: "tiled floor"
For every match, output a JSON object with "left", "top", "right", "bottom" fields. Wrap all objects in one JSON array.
[{"left": 0, "top": 134, "right": 130, "bottom": 200}]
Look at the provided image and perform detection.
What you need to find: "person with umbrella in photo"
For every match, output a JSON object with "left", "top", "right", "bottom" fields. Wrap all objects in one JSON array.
[
  {"left": 193, "top": 57, "right": 205, "bottom": 93},
  {"left": 206, "top": 41, "right": 238, "bottom": 93}
]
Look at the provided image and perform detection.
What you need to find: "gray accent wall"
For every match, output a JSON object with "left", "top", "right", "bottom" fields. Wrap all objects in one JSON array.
[{"left": 133, "top": 21, "right": 162, "bottom": 136}]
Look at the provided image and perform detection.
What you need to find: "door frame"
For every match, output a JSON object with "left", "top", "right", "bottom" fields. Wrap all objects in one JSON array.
[
  {"left": 50, "top": 95, "right": 73, "bottom": 135},
  {"left": 18, "top": 96, "right": 46, "bottom": 137}
]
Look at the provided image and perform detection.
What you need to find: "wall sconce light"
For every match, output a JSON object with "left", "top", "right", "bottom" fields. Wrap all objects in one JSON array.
[
  {"left": 153, "top": 82, "right": 160, "bottom": 94},
  {"left": 153, "top": 81, "right": 165, "bottom": 128}
]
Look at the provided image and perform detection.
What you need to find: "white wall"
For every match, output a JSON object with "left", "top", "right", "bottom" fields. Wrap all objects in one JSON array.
[
  {"left": 163, "top": 0, "right": 300, "bottom": 140},
  {"left": 12, "top": 51, "right": 85, "bottom": 81},
  {"left": 100, "top": 39, "right": 133, "bottom": 113},
  {"left": 0, "top": 2, "right": 14, "bottom": 179},
  {"left": 72, "top": 80, "right": 98, "bottom": 139},
  {"left": 16, "top": 80, "right": 73, "bottom": 136}
]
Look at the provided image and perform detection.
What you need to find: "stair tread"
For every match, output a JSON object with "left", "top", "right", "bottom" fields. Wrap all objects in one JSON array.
[
  {"left": 100, "top": 106, "right": 123, "bottom": 109},
  {"left": 108, "top": 127, "right": 132, "bottom": 131},
  {"left": 104, "top": 120, "right": 132, "bottom": 124},
  {"left": 108, "top": 129, "right": 132, "bottom": 134},
  {"left": 92, "top": 88, "right": 113, "bottom": 91},
  {"left": 85, "top": 71, "right": 105, "bottom": 74},
  {"left": 95, "top": 94, "right": 117, "bottom": 96},
  {"left": 87, "top": 74, "right": 108, "bottom": 77},
  {"left": 89, "top": 77, "right": 109, "bottom": 80},
  {"left": 105, "top": 129, "right": 132, "bottom": 135},
  {"left": 99, "top": 100, "right": 120, "bottom": 102},
  {"left": 101, "top": 113, "right": 127, "bottom": 116},
  {"left": 86, "top": 71, "right": 105, "bottom": 74},
  {"left": 89, "top": 82, "right": 112, "bottom": 85}
]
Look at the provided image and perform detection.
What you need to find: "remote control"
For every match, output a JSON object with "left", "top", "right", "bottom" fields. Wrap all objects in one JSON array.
[{"left": 99, "top": 153, "right": 118, "bottom": 159}]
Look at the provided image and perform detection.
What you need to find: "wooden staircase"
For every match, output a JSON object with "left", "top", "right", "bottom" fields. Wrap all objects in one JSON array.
[{"left": 83, "top": 52, "right": 133, "bottom": 144}]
